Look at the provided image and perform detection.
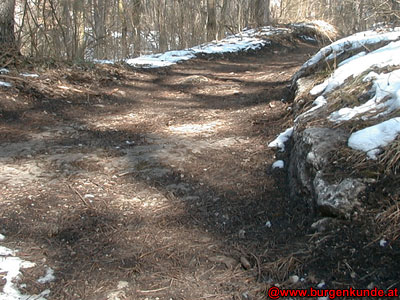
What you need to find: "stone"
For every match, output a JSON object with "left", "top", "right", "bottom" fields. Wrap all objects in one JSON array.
[
  {"left": 313, "top": 172, "right": 366, "bottom": 217},
  {"left": 288, "top": 127, "right": 367, "bottom": 217}
]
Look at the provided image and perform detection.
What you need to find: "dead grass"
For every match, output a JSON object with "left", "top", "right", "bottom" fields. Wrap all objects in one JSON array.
[
  {"left": 380, "top": 138, "right": 400, "bottom": 175},
  {"left": 376, "top": 194, "right": 400, "bottom": 241},
  {"left": 262, "top": 255, "right": 302, "bottom": 282}
]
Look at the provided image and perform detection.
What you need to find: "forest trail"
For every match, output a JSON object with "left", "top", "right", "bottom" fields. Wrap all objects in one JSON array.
[{"left": 0, "top": 44, "right": 318, "bottom": 299}]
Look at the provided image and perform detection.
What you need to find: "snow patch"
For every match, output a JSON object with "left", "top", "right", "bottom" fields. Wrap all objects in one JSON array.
[
  {"left": 0, "top": 68, "right": 9, "bottom": 74},
  {"left": 311, "top": 40, "right": 400, "bottom": 96},
  {"left": 20, "top": 73, "right": 39, "bottom": 78},
  {"left": 380, "top": 239, "right": 388, "bottom": 247},
  {"left": 37, "top": 267, "right": 56, "bottom": 284},
  {"left": 0, "top": 81, "right": 12, "bottom": 87},
  {"left": 329, "top": 69, "right": 400, "bottom": 122},
  {"left": 0, "top": 243, "right": 53, "bottom": 299},
  {"left": 126, "top": 24, "right": 315, "bottom": 68},
  {"left": 348, "top": 118, "right": 400, "bottom": 159},
  {"left": 295, "top": 96, "right": 327, "bottom": 122},
  {"left": 300, "top": 28, "right": 400, "bottom": 74},
  {"left": 0, "top": 234, "right": 5, "bottom": 241},
  {"left": 93, "top": 59, "right": 115, "bottom": 65},
  {"left": 268, "top": 127, "right": 294, "bottom": 152},
  {"left": 272, "top": 160, "right": 285, "bottom": 169}
]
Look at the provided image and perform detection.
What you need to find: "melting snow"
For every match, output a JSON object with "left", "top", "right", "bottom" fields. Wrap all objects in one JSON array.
[
  {"left": 311, "top": 40, "right": 400, "bottom": 96},
  {"left": 0, "top": 234, "right": 5, "bottom": 241},
  {"left": 268, "top": 127, "right": 294, "bottom": 152},
  {"left": 0, "top": 239, "right": 52, "bottom": 300},
  {"left": 0, "top": 68, "right": 9, "bottom": 74},
  {"left": 272, "top": 160, "right": 285, "bottom": 169},
  {"left": 0, "top": 81, "right": 12, "bottom": 87},
  {"left": 37, "top": 267, "right": 56, "bottom": 284},
  {"left": 300, "top": 28, "right": 400, "bottom": 74},
  {"left": 20, "top": 73, "right": 39, "bottom": 78},
  {"left": 295, "top": 96, "right": 327, "bottom": 122},
  {"left": 329, "top": 69, "right": 400, "bottom": 122},
  {"left": 126, "top": 24, "right": 322, "bottom": 68},
  {"left": 93, "top": 59, "right": 117, "bottom": 65},
  {"left": 380, "top": 239, "right": 388, "bottom": 247},
  {"left": 348, "top": 118, "right": 400, "bottom": 159}
]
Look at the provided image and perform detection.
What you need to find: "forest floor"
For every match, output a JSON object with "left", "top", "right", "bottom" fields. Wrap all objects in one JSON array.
[{"left": 1, "top": 43, "right": 397, "bottom": 299}]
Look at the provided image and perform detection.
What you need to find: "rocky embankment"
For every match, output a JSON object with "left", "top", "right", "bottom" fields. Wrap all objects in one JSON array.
[{"left": 271, "top": 27, "right": 400, "bottom": 220}]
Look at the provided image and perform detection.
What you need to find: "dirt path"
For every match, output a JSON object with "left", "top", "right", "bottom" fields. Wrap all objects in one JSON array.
[{"left": 0, "top": 45, "right": 317, "bottom": 299}]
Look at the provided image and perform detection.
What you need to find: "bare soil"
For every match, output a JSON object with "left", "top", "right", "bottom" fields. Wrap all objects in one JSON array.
[{"left": 0, "top": 43, "right": 399, "bottom": 300}]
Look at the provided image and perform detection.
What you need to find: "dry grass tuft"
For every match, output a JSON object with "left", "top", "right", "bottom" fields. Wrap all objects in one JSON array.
[
  {"left": 380, "top": 138, "right": 400, "bottom": 175},
  {"left": 377, "top": 196, "right": 400, "bottom": 241},
  {"left": 262, "top": 255, "right": 302, "bottom": 282}
]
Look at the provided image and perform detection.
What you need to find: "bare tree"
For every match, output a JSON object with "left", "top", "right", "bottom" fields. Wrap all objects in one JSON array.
[
  {"left": 207, "top": 0, "right": 217, "bottom": 41},
  {"left": 0, "top": 0, "right": 16, "bottom": 53}
]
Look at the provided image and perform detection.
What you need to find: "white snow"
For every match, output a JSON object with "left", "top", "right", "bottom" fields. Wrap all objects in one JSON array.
[
  {"left": 348, "top": 118, "right": 400, "bottom": 159},
  {"left": 126, "top": 24, "right": 322, "bottom": 68},
  {"left": 0, "top": 234, "right": 5, "bottom": 241},
  {"left": 329, "top": 69, "right": 400, "bottom": 122},
  {"left": 311, "top": 40, "right": 400, "bottom": 96},
  {"left": 0, "top": 246, "right": 15, "bottom": 256},
  {"left": 380, "top": 239, "right": 388, "bottom": 247},
  {"left": 272, "top": 160, "right": 285, "bottom": 169},
  {"left": 0, "top": 68, "right": 9, "bottom": 74},
  {"left": 93, "top": 59, "right": 115, "bottom": 65},
  {"left": 268, "top": 127, "right": 294, "bottom": 152},
  {"left": 295, "top": 96, "right": 327, "bottom": 122},
  {"left": 300, "top": 28, "right": 400, "bottom": 74},
  {"left": 37, "top": 267, "right": 56, "bottom": 284},
  {"left": 0, "top": 81, "right": 12, "bottom": 87},
  {"left": 126, "top": 32, "right": 271, "bottom": 68},
  {"left": 20, "top": 73, "right": 39, "bottom": 78},
  {"left": 338, "top": 51, "right": 366, "bottom": 67},
  {"left": 0, "top": 244, "right": 52, "bottom": 299},
  {"left": 265, "top": 221, "right": 272, "bottom": 228}
]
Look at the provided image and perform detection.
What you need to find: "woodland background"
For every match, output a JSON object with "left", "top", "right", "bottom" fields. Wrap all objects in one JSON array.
[{"left": 0, "top": 0, "right": 399, "bottom": 62}]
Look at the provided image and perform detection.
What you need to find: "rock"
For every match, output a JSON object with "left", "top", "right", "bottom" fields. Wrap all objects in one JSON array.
[
  {"left": 288, "top": 127, "right": 366, "bottom": 217},
  {"left": 181, "top": 75, "right": 209, "bottom": 84},
  {"left": 107, "top": 291, "right": 126, "bottom": 300},
  {"left": 240, "top": 256, "right": 252, "bottom": 270},
  {"left": 208, "top": 255, "right": 238, "bottom": 269},
  {"left": 117, "top": 281, "right": 129, "bottom": 289},
  {"left": 311, "top": 217, "right": 335, "bottom": 232},
  {"left": 313, "top": 172, "right": 366, "bottom": 217},
  {"left": 289, "top": 275, "right": 299, "bottom": 284}
]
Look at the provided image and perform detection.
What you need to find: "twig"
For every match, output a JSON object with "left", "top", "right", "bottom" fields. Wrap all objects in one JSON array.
[
  {"left": 251, "top": 253, "right": 261, "bottom": 282},
  {"left": 137, "top": 286, "right": 170, "bottom": 293},
  {"left": 66, "top": 183, "right": 92, "bottom": 208}
]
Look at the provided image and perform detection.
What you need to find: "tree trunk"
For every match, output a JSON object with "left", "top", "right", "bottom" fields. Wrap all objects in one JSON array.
[
  {"left": 93, "top": 0, "right": 107, "bottom": 59},
  {"left": 255, "top": 0, "right": 271, "bottom": 26},
  {"left": 132, "top": 0, "right": 141, "bottom": 56},
  {"left": 219, "top": 0, "right": 228, "bottom": 39},
  {"left": 0, "top": 0, "right": 16, "bottom": 53},
  {"left": 207, "top": 0, "right": 217, "bottom": 41}
]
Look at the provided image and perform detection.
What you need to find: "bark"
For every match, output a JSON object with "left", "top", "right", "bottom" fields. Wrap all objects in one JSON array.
[
  {"left": 207, "top": 0, "right": 217, "bottom": 41},
  {"left": 132, "top": 0, "right": 141, "bottom": 56},
  {"left": 0, "top": 0, "right": 16, "bottom": 53},
  {"left": 93, "top": 0, "right": 107, "bottom": 59},
  {"left": 254, "top": 0, "right": 271, "bottom": 26}
]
